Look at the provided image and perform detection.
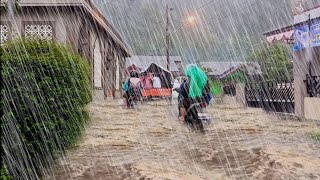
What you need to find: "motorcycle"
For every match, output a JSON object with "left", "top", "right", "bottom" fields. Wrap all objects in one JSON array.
[{"left": 174, "top": 88, "right": 212, "bottom": 132}]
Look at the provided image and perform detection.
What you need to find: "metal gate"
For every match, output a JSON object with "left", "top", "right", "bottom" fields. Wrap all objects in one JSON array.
[
  {"left": 245, "top": 82, "right": 294, "bottom": 113},
  {"left": 305, "top": 75, "right": 320, "bottom": 97}
]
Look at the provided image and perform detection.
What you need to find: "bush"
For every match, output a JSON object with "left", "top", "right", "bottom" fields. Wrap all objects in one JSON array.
[
  {"left": 0, "top": 39, "right": 91, "bottom": 179},
  {"left": 0, "top": 166, "right": 12, "bottom": 180}
]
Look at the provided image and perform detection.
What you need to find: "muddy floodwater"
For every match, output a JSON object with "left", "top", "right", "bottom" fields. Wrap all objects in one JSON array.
[{"left": 49, "top": 100, "right": 320, "bottom": 180}]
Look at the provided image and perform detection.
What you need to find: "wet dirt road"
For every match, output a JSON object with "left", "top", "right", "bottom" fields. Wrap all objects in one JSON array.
[{"left": 50, "top": 100, "right": 320, "bottom": 180}]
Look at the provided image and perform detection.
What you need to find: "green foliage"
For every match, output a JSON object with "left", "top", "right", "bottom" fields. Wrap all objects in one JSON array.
[
  {"left": 0, "top": 166, "right": 12, "bottom": 180},
  {"left": 209, "top": 80, "right": 223, "bottom": 95},
  {"left": 309, "top": 132, "right": 320, "bottom": 141},
  {"left": 222, "top": 71, "right": 247, "bottom": 84},
  {"left": 0, "top": 39, "right": 91, "bottom": 178},
  {"left": 247, "top": 44, "right": 293, "bottom": 82}
]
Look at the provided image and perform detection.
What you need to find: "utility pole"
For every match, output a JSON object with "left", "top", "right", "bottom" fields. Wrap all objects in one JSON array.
[{"left": 165, "top": 4, "right": 170, "bottom": 71}]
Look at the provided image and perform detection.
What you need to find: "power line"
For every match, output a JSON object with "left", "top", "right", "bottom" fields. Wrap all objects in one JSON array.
[{"left": 192, "top": 0, "right": 220, "bottom": 13}]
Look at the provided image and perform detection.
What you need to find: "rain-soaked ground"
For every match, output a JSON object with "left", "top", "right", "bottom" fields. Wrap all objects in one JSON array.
[{"left": 49, "top": 100, "right": 320, "bottom": 180}]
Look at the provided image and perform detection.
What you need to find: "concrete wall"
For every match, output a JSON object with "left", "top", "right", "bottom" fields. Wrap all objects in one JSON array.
[
  {"left": 304, "top": 97, "right": 320, "bottom": 120},
  {"left": 1, "top": 7, "right": 68, "bottom": 43},
  {"left": 293, "top": 46, "right": 320, "bottom": 118},
  {"left": 293, "top": 50, "right": 309, "bottom": 118},
  {"left": 222, "top": 83, "right": 247, "bottom": 107},
  {"left": 235, "top": 83, "right": 246, "bottom": 107}
]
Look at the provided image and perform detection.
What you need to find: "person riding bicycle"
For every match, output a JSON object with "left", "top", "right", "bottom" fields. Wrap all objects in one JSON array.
[{"left": 176, "top": 64, "right": 212, "bottom": 123}]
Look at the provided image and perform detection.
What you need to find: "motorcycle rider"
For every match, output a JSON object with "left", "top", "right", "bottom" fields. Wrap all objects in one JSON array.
[{"left": 176, "top": 64, "right": 211, "bottom": 123}]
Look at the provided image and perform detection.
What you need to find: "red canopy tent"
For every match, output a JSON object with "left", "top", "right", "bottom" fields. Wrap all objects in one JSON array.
[{"left": 140, "top": 63, "right": 173, "bottom": 98}]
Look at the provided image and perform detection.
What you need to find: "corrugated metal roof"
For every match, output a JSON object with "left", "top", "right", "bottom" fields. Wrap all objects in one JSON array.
[
  {"left": 126, "top": 56, "right": 182, "bottom": 72},
  {"left": 200, "top": 62, "right": 242, "bottom": 76},
  {"left": 199, "top": 62, "right": 262, "bottom": 76}
]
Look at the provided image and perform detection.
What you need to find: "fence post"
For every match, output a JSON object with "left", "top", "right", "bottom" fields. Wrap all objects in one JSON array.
[{"left": 236, "top": 83, "right": 246, "bottom": 107}]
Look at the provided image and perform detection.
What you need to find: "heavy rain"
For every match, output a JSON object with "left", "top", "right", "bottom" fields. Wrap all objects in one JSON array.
[{"left": 1, "top": 0, "right": 320, "bottom": 179}]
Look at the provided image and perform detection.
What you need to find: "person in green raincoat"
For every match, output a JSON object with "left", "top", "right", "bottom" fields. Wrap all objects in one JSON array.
[{"left": 177, "top": 64, "right": 211, "bottom": 123}]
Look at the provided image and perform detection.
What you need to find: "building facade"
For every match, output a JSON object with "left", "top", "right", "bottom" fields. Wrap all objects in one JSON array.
[
  {"left": 0, "top": 0, "right": 132, "bottom": 101},
  {"left": 264, "top": 5, "right": 320, "bottom": 120}
]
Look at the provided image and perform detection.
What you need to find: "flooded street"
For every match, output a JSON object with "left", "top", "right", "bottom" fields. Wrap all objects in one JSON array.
[
  {"left": 3, "top": 0, "right": 320, "bottom": 179},
  {"left": 50, "top": 100, "right": 320, "bottom": 180}
]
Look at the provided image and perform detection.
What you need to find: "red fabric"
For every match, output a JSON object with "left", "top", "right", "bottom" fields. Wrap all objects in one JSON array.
[{"left": 142, "top": 73, "right": 153, "bottom": 89}]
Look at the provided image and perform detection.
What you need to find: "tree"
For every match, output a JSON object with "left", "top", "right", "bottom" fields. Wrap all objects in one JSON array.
[{"left": 247, "top": 43, "right": 293, "bottom": 82}]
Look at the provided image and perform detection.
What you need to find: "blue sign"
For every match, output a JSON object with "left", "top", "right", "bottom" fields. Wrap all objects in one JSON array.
[
  {"left": 311, "top": 20, "right": 320, "bottom": 46},
  {"left": 294, "top": 20, "right": 320, "bottom": 51}
]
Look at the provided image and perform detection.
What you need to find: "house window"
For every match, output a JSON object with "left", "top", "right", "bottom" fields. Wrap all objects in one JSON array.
[
  {"left": 0, "top": 22, "right": 11, "bottom": 46},
  {"left": 23, "top": 21, "right": 54, "bottom": 40}
]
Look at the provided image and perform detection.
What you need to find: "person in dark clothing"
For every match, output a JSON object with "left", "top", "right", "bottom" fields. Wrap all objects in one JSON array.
[{"left": 176, "top": 64, "right": 212, "bottom": 123}]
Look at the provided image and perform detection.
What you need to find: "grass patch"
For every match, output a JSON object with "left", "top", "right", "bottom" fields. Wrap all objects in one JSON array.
[{"left": 309, "top": 132, "right": 320, "bottom": 141}]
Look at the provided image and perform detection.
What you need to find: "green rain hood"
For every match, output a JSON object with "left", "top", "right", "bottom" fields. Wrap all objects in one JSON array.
[{"left": 185, "top": 64, "right": 208, "bottom": 99}]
